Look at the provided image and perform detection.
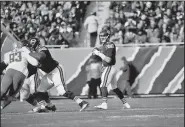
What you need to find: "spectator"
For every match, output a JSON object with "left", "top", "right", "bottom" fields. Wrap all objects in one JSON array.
[
  {"left": 124, "top": 28, "right": 137, "bottom": 44},
  {"left": 135, "top": 29, "right": 147, "bottom": 44},
  {"left": 1, "top": 1, "right": 184, "bottom": 46},
  {"left": 110, "top": 28, "right": 123, "bottom": 44},
  {"left": 106, "top": 1, "right": 184, "bottom": 44},
  {"left": 1, "top": 1, "right": 90, "bottom": 46},
  {"left": 84, "top": 12, "right": 99, "bottom": 47},
  {"left": 55, "top": 34, "right": 70, "bottom": 47},
  {"left": 47, "top": 35, "right": 57, "bottom": 45},
  {"left": 146, "top": 19, "right": 160, "bottom": 43}
]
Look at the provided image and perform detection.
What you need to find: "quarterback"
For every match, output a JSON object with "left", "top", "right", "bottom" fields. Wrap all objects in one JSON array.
[{"left": 92, "top": 27, "right": 131, "bottom": 109}]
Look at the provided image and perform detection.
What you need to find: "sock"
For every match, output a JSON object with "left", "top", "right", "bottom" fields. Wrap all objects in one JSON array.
[
  {"left": 113, "top": 88, "right": 127, "bottom": 104},
  {"left": 101, "top": 87, "right": 108, "bottom": 98},
  {"left": 102, "top": 97, "right": 107, "bottom": 103},
  {"left": 100, "top": 87, "right": 108, "bottom": 103},
  {"left": 121, "top": 98, "right": 127, "bottom": 104},
  {"left": 73, "top": 96, "right": 83, "bottom": 104},
  {"left": 63, "top": 91, "right": 75, "bottom": 100}
]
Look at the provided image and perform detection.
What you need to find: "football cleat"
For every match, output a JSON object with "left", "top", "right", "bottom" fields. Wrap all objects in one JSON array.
[
  {"left": 79, "top": 101, "right": 89, "bottom": 112},
  {"left": 94, "top": 102, "right": 108, "bottom": 110},
  {"left": 123, "top": 102, "right": 131, "bottom": 109},
  {"left": 45, "top": 104, "right": 57, "bottom": 112}
]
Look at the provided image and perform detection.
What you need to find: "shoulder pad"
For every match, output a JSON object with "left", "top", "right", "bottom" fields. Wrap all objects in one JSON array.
[
  {"left": 38, "top": 46, "right": 48, "bottom": 52},
  {"left": 21, "top": 46, "right": 30, "bottom": 53},
  {"left": 106, "top": 43, "right": 115, "bottom": 48}
]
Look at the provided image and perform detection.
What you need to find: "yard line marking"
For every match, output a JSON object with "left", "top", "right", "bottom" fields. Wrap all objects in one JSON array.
[
  {"left": 107, "top": 114, "right": 184, "bottom": 119},
  {"left": 1, "top": 107, "right": 184, "bottom": 116},
  {"left": 121, "top": 107, "right": 184, "bottom": 111}
]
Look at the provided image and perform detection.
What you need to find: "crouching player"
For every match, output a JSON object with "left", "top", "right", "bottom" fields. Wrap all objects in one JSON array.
[
  {"left": 25, "top": 38, "right": 89, "bottom": 112},
  {"left": 92, "top": 28, "right": 131, "bottom": 109}
]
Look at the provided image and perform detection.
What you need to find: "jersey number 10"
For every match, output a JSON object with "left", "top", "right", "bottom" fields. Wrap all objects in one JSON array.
[{"left": 9, "top": 52, "right": 22, "bottom": 63}]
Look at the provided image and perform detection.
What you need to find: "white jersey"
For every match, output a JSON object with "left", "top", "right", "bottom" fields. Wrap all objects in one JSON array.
[{"left": 4, "top": 46, "right": 38, "bottom": 77}]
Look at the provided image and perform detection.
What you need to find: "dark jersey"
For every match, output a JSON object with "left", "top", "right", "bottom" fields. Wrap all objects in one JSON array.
[
  {"left": 38, "top": 46, "right": 59, "bottom": 73},
  {"left": 30, "top": 46, "right": 59, "bottom": 73},
  {"left": 101, "top": 42, "right": 116, "bottom": 66},
  {"left": 27, "top": 63, "right": 37, "bottom": 78}
]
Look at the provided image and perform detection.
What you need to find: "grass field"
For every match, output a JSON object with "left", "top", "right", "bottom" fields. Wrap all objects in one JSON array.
[{"left": 1, "top": 97, "right": 184, "bottom": 127}]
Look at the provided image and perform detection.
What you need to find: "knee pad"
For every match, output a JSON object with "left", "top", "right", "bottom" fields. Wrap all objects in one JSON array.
[{"left": 63, "top": 91, "right": 75, "bottom": 100}]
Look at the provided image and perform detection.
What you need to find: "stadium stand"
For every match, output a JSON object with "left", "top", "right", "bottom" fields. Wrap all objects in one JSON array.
[
  {"left": 1, "top": 1, "right": 184, "bottom": 47},
  {"left": 105, "top": 1, "right": 184, "bottom": 44},
  {"left": 1, "top": 1, "right": 90, "bottom": 47}
]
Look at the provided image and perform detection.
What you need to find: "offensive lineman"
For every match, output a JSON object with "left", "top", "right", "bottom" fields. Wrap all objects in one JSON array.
[
  {"left": 25, "top": 38, "right": 89, "bottom": 112},
  {"left": 92, "top": 27, "right": 131, "bottom": 109},
  {"left": 0, "top": 42, "right": 39, "bottom": 110}
]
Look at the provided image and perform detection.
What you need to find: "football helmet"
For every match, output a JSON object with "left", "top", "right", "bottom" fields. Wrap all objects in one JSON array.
[
  {"left": 99, "top": 28, "right": 110, "bottom": 43},
  {"left": 29, "top": 38, "right": 40, "bottom": 51}
]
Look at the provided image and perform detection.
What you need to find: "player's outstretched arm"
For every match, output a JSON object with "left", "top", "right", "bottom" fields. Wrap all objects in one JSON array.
[{"left": 27, "top": 54, "right": 40, "bottom": 67}]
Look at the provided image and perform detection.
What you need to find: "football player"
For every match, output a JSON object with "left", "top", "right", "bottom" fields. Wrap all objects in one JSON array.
[
  {"left": 25, "top": 38, "right": 89, "bottom": 112},
  {"left": 20, "top": 64, "right": 57, "bottom": 113},
  {"left": 0, "top": 41, "right": 40, "bottom": 110},
  {"left": 92, "top": 27, "right": 131, "bottom": 109}
]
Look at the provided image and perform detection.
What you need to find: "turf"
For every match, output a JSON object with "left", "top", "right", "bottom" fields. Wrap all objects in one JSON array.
[{"left": 1, "top": 97, "right": 184, "bottom": 127}]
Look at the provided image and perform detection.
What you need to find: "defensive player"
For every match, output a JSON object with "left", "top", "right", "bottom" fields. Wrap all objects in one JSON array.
[
  {"left": 92, "top": 28, "right": 131, "bottom": 109},
  {"left": 0, "top": 41, "right": 39, "bottom": 110},
  {"left": 25, "top": 38, "right": 89, "bottom": 112}
]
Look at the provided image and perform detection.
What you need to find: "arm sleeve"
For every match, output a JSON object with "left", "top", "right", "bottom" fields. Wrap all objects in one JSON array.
[{"left": 26, "top": 54, "right": 40, "bottom": 66}]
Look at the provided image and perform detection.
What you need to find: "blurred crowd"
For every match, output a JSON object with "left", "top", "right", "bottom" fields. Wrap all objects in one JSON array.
[
  {"left": 1, "top": 1, "right": 90, "bottom": 47},
  {"left": 106, "top": 1, "right": 184, "bottom": 44}
]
